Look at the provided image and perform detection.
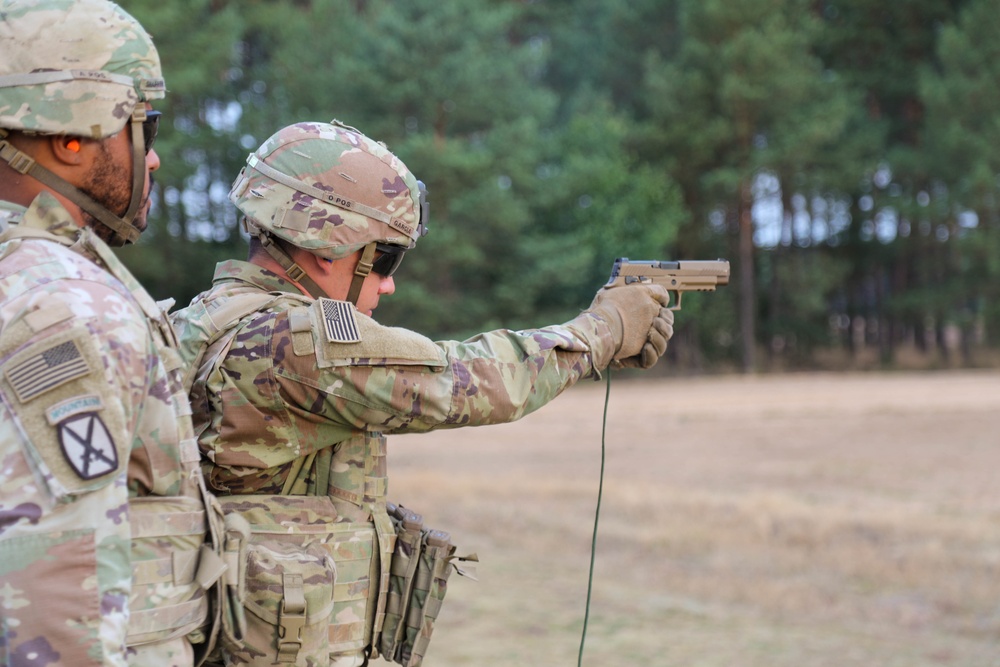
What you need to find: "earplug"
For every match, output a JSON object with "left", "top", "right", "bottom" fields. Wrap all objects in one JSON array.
[{"left": 66, "top": 139, "right": 80, "bottom": 152}]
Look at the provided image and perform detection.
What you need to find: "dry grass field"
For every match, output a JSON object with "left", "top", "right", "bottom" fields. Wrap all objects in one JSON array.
[{"left": 389, "top": 370, "right": 1000, "bottom": 667}]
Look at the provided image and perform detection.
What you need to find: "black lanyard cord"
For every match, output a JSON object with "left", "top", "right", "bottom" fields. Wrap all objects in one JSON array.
[{"left": 578, "top": 367, "right": 612, "bottom": 666}]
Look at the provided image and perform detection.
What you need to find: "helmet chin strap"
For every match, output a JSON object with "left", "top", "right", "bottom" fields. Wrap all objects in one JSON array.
[
  {"left": 0, "top": 107, "right": 148, "bottom": 245},
  {"left": 345, "top": 242, "right": 377, "bottom": 306},
  {"left": 245, "top": 219, "right": 332, "bottom": 301},
  {"left": 246, "top": 219, "right": 376, "bottom": 308}
]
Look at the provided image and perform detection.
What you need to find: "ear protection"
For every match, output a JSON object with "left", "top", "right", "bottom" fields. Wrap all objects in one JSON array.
[{"left": 66, "top": 139, "right": 81, "bottom": 153}]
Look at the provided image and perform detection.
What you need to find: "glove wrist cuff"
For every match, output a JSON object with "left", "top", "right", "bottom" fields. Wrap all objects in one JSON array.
[{"left": 588, "top": 305, "right": 624, "bottom": 354}]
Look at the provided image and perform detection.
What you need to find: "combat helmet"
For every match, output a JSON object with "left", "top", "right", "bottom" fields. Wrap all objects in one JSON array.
[
  {"left": 231, "top": 120, "right": 428, "bottom": 304},
  {"left": 0, "top": 0, "right": 165, "bottom": 244}
]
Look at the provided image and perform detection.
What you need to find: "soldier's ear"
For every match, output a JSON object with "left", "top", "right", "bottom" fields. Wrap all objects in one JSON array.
[
  {"left": 311, "top": 253, "right": 336, "bottom": 276},
  {"left": 51, "top": 135, "right": 87, "bottom": 166}
]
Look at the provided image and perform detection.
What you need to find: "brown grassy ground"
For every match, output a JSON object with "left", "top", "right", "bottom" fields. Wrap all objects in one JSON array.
[{"left": 388, "top": 370, "right": 1000, "bottom": 667}]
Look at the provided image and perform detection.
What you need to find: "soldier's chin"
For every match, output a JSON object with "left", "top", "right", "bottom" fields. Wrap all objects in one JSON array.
[
  {"left": 82, "top": 210, "right": 147, "bottom": 244},
  {"left": 123, "top": 197, "right": 152, "bottom": 236},
  {"left": 133, "top": 203, "right": 150, "bottom": 233}
]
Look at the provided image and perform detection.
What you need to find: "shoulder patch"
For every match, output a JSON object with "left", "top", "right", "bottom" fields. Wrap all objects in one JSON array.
[
  {"left": 57, "top": 412, "right": 118, "bottom": 480},
  {"left": 0, "top": 328, "right": 126, "bottom": 499},
  {"left": 5, "top": 339, "right": 91, "bottom": 403},
  {"left": 313, "top": 306, "right": 445, "bottom": 370},
  {"left": 317, "top": 298, "right": 361, "bottom": 344}
]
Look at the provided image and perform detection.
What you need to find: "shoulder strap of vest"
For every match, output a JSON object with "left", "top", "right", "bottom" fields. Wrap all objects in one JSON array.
[
  {"left": 0, "top": 221, "right": 65, "bottom": 246},
  {"left": 0, "top": 195, "right": 159, "bottom": 324},
  {"left": 180, "top": 290, "right": 306, "bottom": 393},
  {"left": 77, "top": 230, "right": 166, "bottom": 322}
]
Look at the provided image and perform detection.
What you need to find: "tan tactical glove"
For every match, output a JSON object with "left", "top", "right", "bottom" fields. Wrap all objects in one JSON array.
[{"left": 588, "top": 284, "right": 675, "bottom": 369}]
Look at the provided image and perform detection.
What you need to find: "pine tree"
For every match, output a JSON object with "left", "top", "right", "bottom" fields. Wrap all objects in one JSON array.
[
  {"left": 921, "top": 0, "right": 1000, "bottom": 350},
  {"left": 643, "top": 0, "right": 856, "bottom": 371}
]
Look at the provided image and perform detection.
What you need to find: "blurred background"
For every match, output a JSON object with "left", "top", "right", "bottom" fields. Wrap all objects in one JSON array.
[
  {"left": 113, "top": 3, "right": 1000, "bottom": 664},
  {"left": 120, "top": 0, "right": 1000, "bottom": 374}
]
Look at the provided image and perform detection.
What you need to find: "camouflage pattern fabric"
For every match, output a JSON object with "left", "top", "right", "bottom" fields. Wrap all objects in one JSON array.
[
  {"left": 171, "top": 259, "right": 618, "bottom": 665},
  {"left": 230, "top": 121, "right": 423, "bottom": 260},
  {"left": 381, "top": 505, "right": 470, "bottom": 667},
  {"left": 0, "top": 0, "right": 165, "bottom": 138},
  {"left": 174, "top": 260, "right": 617, "bottom": 493},
  {"left": 0, "top": 193, "right": 215, "bottom": 667}
]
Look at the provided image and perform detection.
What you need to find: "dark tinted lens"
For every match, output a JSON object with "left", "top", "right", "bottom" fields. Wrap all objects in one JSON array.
[
  {"left": 142, "top": 110, "right": 161, "bottom": 153},
  {"left": 372, "top": 243, "right": 406, "bottom": 277}
]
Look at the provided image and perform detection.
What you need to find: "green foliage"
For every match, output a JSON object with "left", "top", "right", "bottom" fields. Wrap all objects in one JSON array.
[
  {"left": 113, "top": 0, "right": 999, "bottom": 370},
  {"left": 760, "top": 249, "right": 853, "bottom": 358},
  {"left": 644, "top": 0, "right": 856, "bottom": 195},
  {"left": 922, "top": 0, "right": 1000, "bottom": 206},
  {"left": 639, "top": 0, "right": 861, "bottom": 370},
  {"left": 916, "top": 0, "right": 1000, "bottom": 343}
]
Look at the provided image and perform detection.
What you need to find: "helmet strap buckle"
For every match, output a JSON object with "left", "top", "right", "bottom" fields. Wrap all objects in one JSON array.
[
  {"left": 285, "top": 263, "right": 307, "bottom": 284},
  {"left": 0, "top": 139, "right": 36, "bottom": 174},
  {"left": 254, "top": 227, "right": 331, "bottom": 301},
  {"left": 345, "top": 242, "right": 377, "bottom": 306},
  {"left": 353, "top": 242, "right": 377, "bottom": 280}
]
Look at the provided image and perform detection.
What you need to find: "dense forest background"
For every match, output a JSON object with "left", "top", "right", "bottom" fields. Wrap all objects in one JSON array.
[{"left": 119, "top": 0, "right": 1000, "bottom": 373}]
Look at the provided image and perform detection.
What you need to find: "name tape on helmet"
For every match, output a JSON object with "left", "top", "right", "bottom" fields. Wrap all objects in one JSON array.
[
  {"left": 389, "top": 219, "right": 415, "bottom": 236},
  {"left": 0, "top": 69, "right": 136, "bottom": 89}
]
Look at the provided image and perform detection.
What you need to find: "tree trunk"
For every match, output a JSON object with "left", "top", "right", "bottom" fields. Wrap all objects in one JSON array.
[{"left": 738, "top": 179, "right": 756, "bottom": 373}]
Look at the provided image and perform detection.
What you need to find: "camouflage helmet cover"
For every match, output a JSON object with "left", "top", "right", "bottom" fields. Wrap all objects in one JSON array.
[
  {"left": 231, "top": 120, "right": 426, "bottom": 260},
  {"left": 0, "top": 0, "right": 165, "bottom": 138}
]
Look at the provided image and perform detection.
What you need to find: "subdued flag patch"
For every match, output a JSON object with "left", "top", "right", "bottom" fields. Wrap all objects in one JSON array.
[
  {"left": 6, "top": 340, "right": 90, "bottom": 403},
  {"left": 320, "top": 298, "right": 361, "bottom": 344},
  {"left": 58, "top": 412, "right": 118, "bottom": 480}
]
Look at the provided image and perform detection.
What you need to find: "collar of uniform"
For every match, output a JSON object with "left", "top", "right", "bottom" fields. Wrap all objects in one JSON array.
[
  {"left": 0, "top": 198, "right": 26, "bottom": 234},
  {"left": 0, "top": 198, "right": 27, "bottom": 217},
  {"left": 213, "top": 259, "right": 307, "bottom": 295},
  {"left": 0, "top": 192, "right": 81, "bottom": 249},
  {"left": 8, "top": 192, "right": 81, "bottom": 244}
]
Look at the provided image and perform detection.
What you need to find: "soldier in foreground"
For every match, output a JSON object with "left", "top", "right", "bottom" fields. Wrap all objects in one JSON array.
[
  {"left": 172, "top": 120, "right": 674, "bottom": 666},
  {"left": 0, "top": 2, "right": 223, "bottom": 666}
]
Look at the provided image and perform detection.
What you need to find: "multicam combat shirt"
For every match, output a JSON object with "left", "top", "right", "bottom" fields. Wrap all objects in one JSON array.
[
  {"left": 171, "top": 259, "right": 619, "bottom": 665},
  {"left": 172, "top": 259, "right": 619, "bottom": 496},
  {"left": 0, "top": 193, "right": 209, "bottom": 667}
]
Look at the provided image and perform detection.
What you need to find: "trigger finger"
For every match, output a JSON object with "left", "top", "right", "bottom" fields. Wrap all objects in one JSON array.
[{"left": 645, "top": 284, "right": 671, "bottom": 307}]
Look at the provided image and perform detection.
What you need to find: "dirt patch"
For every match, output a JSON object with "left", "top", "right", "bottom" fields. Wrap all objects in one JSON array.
[{"left": 389, "top": 370, "right": 1000, "bottom": 667}]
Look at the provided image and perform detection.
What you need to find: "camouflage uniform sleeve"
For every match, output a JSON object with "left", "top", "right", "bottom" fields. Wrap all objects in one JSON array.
[
  {"left": 275, "top": 300, "right": 618, "bottom": 436},
  {"left": 0, "top": 252, "right": 153, "bottom": 667}
]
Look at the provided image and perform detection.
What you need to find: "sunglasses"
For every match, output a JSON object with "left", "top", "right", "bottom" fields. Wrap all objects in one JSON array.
[
  {"left": 368, "top": 182, "right": 427, "bottom": 277},
  {"left": 372, "top": 242, "right": 406, "bottom": 278},
  {"left": 142, "top": 110, "right": 161, "bottom": 153}
]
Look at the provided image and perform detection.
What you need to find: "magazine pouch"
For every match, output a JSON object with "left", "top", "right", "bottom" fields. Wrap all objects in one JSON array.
[{"left": 377, "top": 503, "right": 477, "bottom": 667}]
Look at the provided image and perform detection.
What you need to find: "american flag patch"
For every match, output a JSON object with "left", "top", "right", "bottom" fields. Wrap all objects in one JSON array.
[
  {"left": 6, "top": 340, "right": 91, "bottom": 403},
  {"left": 320, "top": 299, "right": 361, "bottom": 343}
]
